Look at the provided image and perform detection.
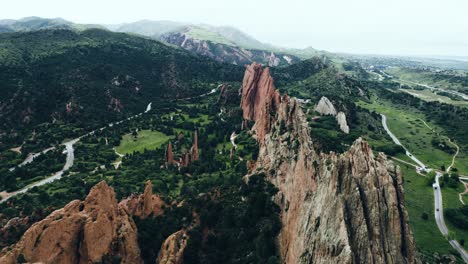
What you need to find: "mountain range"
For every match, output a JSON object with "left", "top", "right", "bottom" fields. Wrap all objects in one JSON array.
[
  {"left": 0, "top": 15, "right": 467, "bottom": 264},
  {"left": 1, "top": 17, "right": 323, "bottom": 66}
]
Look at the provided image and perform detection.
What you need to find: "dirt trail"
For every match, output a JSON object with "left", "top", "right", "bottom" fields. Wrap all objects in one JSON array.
[{"left": 459, "top": 181, "right": 468, "bottom": 205}]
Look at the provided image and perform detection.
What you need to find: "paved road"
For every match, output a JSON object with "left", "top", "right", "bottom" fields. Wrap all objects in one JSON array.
[
  {"left": 9, "top": 147, "right": 55, "bottom": 172},
  {"left": 1, "top": 139, "right": 78, "bottom": 204},
  {"left": 381, "top": 114, "right": 427, "bottom": 168},
  {"left": 1, "top": 102, "right": 153, "bottom": 203},
  {"left": 1, "top": 89, "right": 219, "bottom": 201},
  {"left": 395, "top": 77, "right": 468, "bottom": 101},
  {"left": 433, "top": 173, "right": 468, "bottom": 262},
  {"left": 381, "top": 114, "right": 468, "bottom": 262}
]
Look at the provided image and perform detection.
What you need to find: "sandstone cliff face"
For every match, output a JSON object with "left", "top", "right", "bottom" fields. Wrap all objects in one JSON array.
[
  {"left": 240, "top": 62, "right": 281, "bottom": 142},
  {"left": 120, "top": 180, "right": 165, "bottom": 219},
  {"left": 242, "top": 64, "right": 418, "bottom": 263},
  {"left": 156, "top": 230, "right": 188, "bottom": 264},
  {"left": 0, "top": 181, "right": 142, "bottom": 264},
  {"left": 165, "top": 142, "right": 175, "bottom": 166},
  {"left": 190, "top": 130, "right": 199, "bottom": 161}
]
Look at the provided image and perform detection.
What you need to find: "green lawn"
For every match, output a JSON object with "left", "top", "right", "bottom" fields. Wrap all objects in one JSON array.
[
  {"left": 398, "top": 162, "right": 458, "bottom": 258},
  {"left": 399, "top": 88, "right": 468, "bottom": 108},
  {"left": 116, "top": 130, "right": 172, "bottom": 155},
  {"left": 441, "top": 183, "right": 468, "bottom": 249},
  {"left": 186, "top": 26, "right": 235, "bottom": 46},
  {"left": 357, "top": 99, "right": 468, "bottom": 174}
]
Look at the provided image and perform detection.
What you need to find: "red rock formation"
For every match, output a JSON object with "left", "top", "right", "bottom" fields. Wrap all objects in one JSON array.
[
  {"left": 240, "top": 62, "right": 281, "bottom": 142},
  {"left": 156, "top": 230, "right": 188, "bottom": 264},
  {"left": 241, "top": 64, "right": 418, "bottom": 263},
  {"left": 0, "top": 181, "right": 142, "bottom": 264},
  {"left": 120, "top": 180, "right": 165, "bottom": 219},
  {"left": 190, "top": 130, "right": 199, "bottom": 161},
  {"left": 181, "top": 150, "right": 190, "bottom": 167},
  {"left": 165, "top": 142, "right": 175, "bottom": 166}
]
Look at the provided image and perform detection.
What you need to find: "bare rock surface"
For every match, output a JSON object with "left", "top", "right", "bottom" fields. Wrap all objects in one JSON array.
[
  {"left": 120, "top": 180, "right": 165, "bottom": 219},
  {"left": 156, "top": 230, "right": 188, "bottom": 264},
  {"left": 336, "top": 111, "right": 350, "bottom": 134},
  {"left": 314, "top": 96, "right": 337, "bottom": 116},
  {"left": 0, "top": 181, "right": 142, "bottom": 264},
  {"left": 240, "top": 62, "right": 281, "bottom": 142},
  {"left": 241, "top": 64, "right": 418, "bottom": 263},
  {"left": 314, "top": 96, "right": 350, "bottom": 134}
]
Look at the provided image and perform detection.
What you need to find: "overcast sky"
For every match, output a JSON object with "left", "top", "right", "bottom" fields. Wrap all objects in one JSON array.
[{"left": 2, "top": 0, "right": 468, "bottom": 57}]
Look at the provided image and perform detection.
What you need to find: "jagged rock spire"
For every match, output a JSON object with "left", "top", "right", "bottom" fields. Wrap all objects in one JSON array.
[
  {"left": 240, "top": 62, "right": 282, "bottom": 142},
  {"left": 190, "top": 130, "right": 199, "bottom": 161},
  {"left": 165, "top": 142, "right": 175, "bottom": 166}
]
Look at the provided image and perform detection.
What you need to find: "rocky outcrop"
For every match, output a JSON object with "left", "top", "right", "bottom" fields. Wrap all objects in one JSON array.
[
  {"left": 180, "top": 150, "right": 190, "bottom": 167},
  {"left": 314, "top": 96, "right": 337, "bottom": 115},
  {"left": 160, "top": 30, "right": 299, "bottom": 67},
  {"left": 314, "top": 96, "right": 350, "bottom": 134},
  {"left": 240, "top": 62, "right": 281, "bottom": 142},
  {"left": 190, "top": 130, "right": 199, "bottom": 161},
  {"left": 242, "top": 65, "right": 418, "bottom": 263},
  {"left": 336, "top": 111, "right": 350, "bottom": 134},
  {"left": 156, "top": 230, "right": 188, "bottom": 264},
  {"left": 165, "top": 142, "right": 175, "bottom": 166},
  {"left": 0, "top": 181, "right": 142, "bottom": 264},
  {"left": 120, "top": 180, "right": 165, "bottom": 219}
]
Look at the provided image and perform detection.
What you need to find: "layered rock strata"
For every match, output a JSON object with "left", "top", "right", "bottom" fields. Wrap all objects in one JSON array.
[
  {"left": 240, "top": 62, "right": 281, "bottom": 142},
  {"left": 0, "top": 181, "right": 142, "bottom": 264},
  {"left": 241, "top": 63, "right": 418, "bottom": 263}
]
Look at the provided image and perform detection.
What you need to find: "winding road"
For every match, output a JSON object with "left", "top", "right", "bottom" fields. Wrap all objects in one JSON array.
[
  {"left": 1, "top": 86, "right": 222, "bottom": 203},
  {"left": 381, "top": 114, "right": 426, "bottom": 169},
  {"left": 381, "top": 114, "right": 468, "bottom": 262},
  {"left": 1, "top": 102, "right": 154, "bottom": 204}
]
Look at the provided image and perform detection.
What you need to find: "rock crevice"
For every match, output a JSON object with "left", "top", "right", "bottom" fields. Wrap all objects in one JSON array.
[
  {"left": 241, "top": 63, "right": 418, "bottom": 263},
  {"left": 0, "top": 181, "right": 142, "bottom": 264}
]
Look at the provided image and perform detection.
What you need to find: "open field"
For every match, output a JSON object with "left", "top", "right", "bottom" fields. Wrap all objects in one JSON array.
[
  {"left": 399, "top": 88, "right": 468, "bottom": 108},
  {"left": 116, "top": 130, "right": 172, "bottom": 155},
  {"left": 357, "top": 99, "right": 468, "bottom": 174},
  {"left": 386, "top": 67, "right": 467, "bottom": 91},
  {"left": 398, "top": 162, "right": 457, "bottom": 256}
]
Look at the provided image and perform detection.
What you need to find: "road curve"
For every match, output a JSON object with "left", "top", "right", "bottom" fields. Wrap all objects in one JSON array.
[
  {"left": 1, "top": 102, "right": 154, "bottom": 203},
  {"left": 1, "top": 139, "right": 78, "bottom": 204},
  {"left": 381, "top": 114, "right": 468, "bottom": 262},
  {"left": 381, "top": 114, "right": 427, "bottom": 168},
  {"left": 2, "top": 90, "right": 216, "bottom": 202},
  {"left": 434, "top": 173, "right": 468, "bottom": 262}
]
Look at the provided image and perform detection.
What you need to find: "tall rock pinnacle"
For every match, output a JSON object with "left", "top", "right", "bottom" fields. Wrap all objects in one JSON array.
[
  {"left": 0, "top": 181, "right": 142, "bottom": 264},
  {"left": 165, "top": 142, "right": 175, "bottom": 166},
  {"left": 190, "top": 130, "right": 199, "bottom": 161},
  {"left": 240, "top": 62, "right": 282, "bottom": 142},
  {"left": 241, "top": 63, "right": 418, "bottom": 263}
]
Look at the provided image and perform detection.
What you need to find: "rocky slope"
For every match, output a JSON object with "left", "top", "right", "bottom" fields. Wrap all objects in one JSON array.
[
  {"left": 120, "top": 180, "right": 165, "bottom": 219},
  {"left": 314, "top": 96, "right": 350, "bottom": 134},
  {"left": 160, "top": 30, "right": 299, "bottom": 67},
  {"left": 241, "top": 63, "right": 418, "bottom": 263},
  {"left": 0, "top": 181, "right": 142, "bottom": 264},
  {"left": 156, "top": 230, "right": 188, "bottom": 264}
]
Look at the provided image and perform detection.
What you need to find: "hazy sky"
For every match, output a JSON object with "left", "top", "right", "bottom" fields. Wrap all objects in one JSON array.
[{"left": 2, "top": 0, "right": 468, "bottom": 57}]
